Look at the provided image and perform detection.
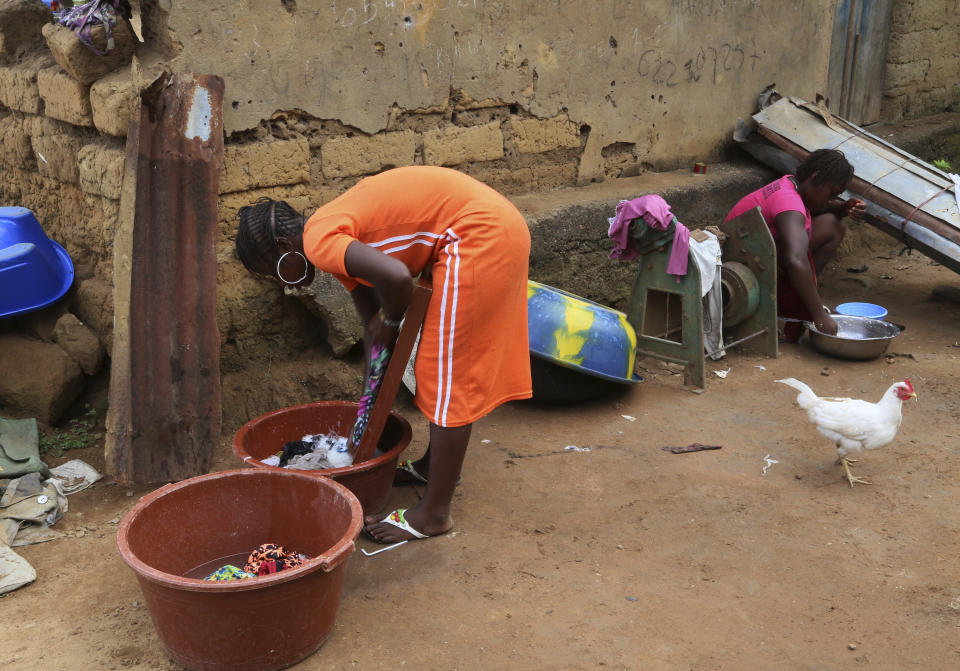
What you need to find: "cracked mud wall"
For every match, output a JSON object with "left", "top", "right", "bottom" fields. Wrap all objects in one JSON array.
[
  {"left": 4, "top": 0, "right": 958, "bottom": 428},
  {"left": 883, "top": 0, "right": 960, "bottom": 120},
  {"left": 164, "top": 0, "right": 835, "bottom": 184}
]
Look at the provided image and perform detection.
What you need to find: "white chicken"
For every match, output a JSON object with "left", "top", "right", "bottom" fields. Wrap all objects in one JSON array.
[{"left": 776, "top": 377, "right": 917, "bottom": 487}]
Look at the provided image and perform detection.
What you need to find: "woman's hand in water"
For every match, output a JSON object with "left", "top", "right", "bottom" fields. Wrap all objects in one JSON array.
[{"left": 813, "top": 310, "right": 838, "bottom": 336}]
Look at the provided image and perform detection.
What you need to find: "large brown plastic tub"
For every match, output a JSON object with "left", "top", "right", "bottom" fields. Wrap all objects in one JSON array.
[
  {"left": 233, "top": 400, "right": 412, "bottom": 515},
  {"left": 117, "top": 468, "right": 362, "bottom": 671}
]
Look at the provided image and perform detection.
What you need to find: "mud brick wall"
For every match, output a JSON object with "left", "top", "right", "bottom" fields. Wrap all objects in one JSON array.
[
  {"left": 883, "top": 0, "right": 960, "bottom": 120},
  {"left": 2, "top": 0, "right": 958, "bottom": 428},
  {"left": 212, "top": 106, "right": 584, "bottom": 371}
]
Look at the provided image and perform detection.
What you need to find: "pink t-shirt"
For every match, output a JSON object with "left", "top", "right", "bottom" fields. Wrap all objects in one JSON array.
[{"left": 724, "top": 175, "right": 811, "bottom": 239}]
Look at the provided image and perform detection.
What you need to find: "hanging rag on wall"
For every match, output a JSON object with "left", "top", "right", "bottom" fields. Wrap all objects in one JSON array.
[{"left": 55, "top": 0, "right": 132, "bottom": 56}]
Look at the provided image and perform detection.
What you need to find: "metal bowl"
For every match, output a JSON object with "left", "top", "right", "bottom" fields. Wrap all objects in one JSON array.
[{"left": 807, "top": 315, "right": 903, "bottom": 360}]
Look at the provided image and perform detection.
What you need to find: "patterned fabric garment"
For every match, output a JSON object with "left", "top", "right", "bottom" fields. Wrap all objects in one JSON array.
[
  {"left": 350, "top": 340, "right": 392, "bottom": 448},
  {"left": 243, "top": 543, "right": 308, "bottom": 576},
  {"left": 203, "top": 564, "right": 254, "bottom": 581}
]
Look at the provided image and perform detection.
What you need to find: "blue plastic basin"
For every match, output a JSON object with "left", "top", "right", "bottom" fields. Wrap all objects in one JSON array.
[
  {"left": 835, "top": 302, "right": 888, "bottom": 320},
  {"left": 0, "top": 207, "right": 74, "bottom": 319}
]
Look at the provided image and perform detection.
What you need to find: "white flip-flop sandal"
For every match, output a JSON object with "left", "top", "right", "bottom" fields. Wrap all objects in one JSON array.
[{"left": 366, "top": 509, "right": 428, "bottom": 542}]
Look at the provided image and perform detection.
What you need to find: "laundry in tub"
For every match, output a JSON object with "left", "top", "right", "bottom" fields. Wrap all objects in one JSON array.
[{"left": 260, "top": 433, "right": 353, "bottom": 470}]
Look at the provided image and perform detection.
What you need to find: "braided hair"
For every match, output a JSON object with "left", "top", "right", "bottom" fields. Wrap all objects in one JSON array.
[
  {"left": 235, "top": 198, "right": 307, "bottom": 276},
  {"left": 796, "top": 148, "right": 854, "bottom": 190}
]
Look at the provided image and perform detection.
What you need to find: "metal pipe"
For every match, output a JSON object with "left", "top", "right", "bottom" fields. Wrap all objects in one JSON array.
[
  {"left": 858, "top": 198, "right": 960, "bottom": 275},
  {"left": 705, "top": 329, "right": 767, "bottom": 359}
]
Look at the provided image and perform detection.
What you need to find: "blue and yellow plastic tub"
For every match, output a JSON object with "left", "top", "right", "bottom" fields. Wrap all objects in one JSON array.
[{"left": 527, "top": 280, "right": 641, "bottom": 385}]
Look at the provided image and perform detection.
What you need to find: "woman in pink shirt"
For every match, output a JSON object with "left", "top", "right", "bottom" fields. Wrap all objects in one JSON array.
[{"left": 725, "top": 149, "right": 864, "bottom": 341}]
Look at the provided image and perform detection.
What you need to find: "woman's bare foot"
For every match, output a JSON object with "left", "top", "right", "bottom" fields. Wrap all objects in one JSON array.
[
  {"left": 372, "top": 423, "right": 468, "bottom": 542},
  {"left": 364, "top": 505, "right": 453, "bottom": 543}
]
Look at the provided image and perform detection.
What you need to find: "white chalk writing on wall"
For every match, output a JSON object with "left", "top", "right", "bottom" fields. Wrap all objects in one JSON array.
[{"left": 330, "top": 0, "right": 480, "bottom": 28}]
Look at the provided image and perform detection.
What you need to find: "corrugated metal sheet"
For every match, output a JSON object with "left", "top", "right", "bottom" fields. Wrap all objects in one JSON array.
[
  {"left": 106, "top": 72, "right": 225, "bottom": 484},
  {"left": 755, "top": 97, "right": 959, "bottom": 227},
  {"left": 747, "top": 96, "right": 960, "bottom": 275}
]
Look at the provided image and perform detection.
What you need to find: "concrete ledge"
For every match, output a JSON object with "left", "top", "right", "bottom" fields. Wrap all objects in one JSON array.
[{"left": 867, "top": 112, "right": 960, "bottom": 159}]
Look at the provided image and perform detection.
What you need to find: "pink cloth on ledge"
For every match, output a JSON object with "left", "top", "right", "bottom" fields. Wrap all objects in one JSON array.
[{"left": 607, "top": 194, "right": 690, "bottom": 276}]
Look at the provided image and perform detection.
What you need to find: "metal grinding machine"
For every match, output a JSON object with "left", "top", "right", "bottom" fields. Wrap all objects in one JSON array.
[{"left": 625, "top": 207, "right": 779, "bottom": 390}]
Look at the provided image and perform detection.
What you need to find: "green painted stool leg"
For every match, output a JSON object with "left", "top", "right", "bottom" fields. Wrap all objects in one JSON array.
[{"left": 626, "top": 248, "right": 705, "bottom": 390}]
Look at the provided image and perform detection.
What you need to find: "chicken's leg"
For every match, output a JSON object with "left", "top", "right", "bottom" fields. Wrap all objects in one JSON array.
[{"left": 838, "top": 457, "right": 871, "bottom": 487}]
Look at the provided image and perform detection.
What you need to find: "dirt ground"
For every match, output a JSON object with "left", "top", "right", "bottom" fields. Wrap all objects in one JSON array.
[{"left": 3, "top": 229, "right": 960, "bottom": 671}]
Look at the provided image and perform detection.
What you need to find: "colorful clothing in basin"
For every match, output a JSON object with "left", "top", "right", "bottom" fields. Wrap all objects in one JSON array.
[
  {"left": 244, "top": 543, "right": 307, "bottom": 576},
  {"left": 303, "top": 166, "right": 532, "bottom": 428},
  {"left": 724, "top": 175, "right": 815, "bottom": 339}
]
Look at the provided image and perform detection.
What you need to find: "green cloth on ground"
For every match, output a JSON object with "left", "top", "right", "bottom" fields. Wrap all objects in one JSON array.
[{"left": 0, "top": 418, "right": 50, "bottom": 479}]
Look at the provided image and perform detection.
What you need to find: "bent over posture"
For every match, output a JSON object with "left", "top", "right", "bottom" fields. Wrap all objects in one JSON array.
[
  {"left": 725, "top": 148, "right": 864, "bottom": 341},
  {"left": 235, "top": 166, "right": 532, "bottom": 542}
]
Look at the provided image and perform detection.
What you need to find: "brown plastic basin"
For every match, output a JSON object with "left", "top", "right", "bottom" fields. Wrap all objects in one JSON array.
[
  {"left": 233, "top": 400, "right": 412, "bottom": 515},
  {"left": 116, "top": 468, "right": 363, "bottom": 671}
]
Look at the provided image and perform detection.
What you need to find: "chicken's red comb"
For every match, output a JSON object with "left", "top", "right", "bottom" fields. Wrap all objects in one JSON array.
[{"left": 903, "top": 378, "right": 914, "bottom": 393}]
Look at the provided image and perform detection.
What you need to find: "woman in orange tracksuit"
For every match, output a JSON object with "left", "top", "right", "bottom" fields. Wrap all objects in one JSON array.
[{"left": 235, "top": 166, "right": 532, "bottom": 542}]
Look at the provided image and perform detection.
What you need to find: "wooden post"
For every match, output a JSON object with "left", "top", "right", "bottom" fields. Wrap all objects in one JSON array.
[{"left": 352, "top": 276, "right": 432, "bottom": 464}]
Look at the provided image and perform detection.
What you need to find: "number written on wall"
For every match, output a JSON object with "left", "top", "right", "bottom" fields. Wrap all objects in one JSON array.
[
  {"left": 634, "top": 36, "right": 759, "bottom": 87},
  {"left": 330, "top": 0, "right": 480, "bottom": 28}
]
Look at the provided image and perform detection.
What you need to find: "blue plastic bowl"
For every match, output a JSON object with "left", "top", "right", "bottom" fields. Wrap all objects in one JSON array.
[
  {"left": 0, "top": 207, "right": 75, "bottom": 319},
  {"left": 835, "top": 302, "right": 888, "bottom": 320},
  {"left": 527, "top": 280, "right": 641, "bottom": 384}
]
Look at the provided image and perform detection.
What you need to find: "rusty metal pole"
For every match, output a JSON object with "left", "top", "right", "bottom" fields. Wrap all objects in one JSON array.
[{"left": 106, "top": 72, "right": 225, "bottom": 484}]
